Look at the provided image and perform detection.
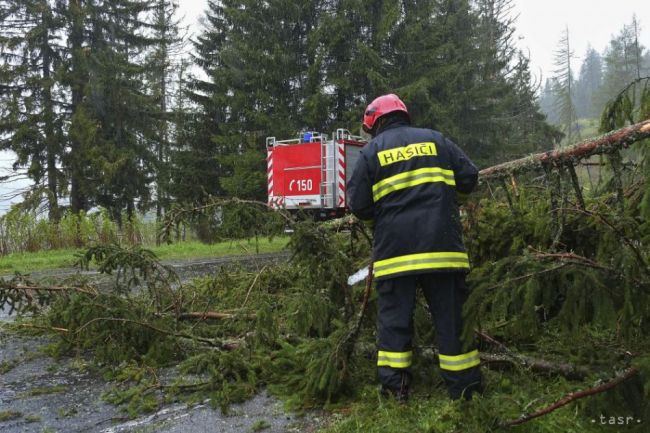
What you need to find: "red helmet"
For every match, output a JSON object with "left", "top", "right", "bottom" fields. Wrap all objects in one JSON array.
[{"left": 362, "top": 94, "right": 410, "bottom": 134}]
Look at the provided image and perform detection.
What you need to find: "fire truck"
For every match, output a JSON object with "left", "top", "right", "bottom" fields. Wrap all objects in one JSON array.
[{"left": 266, "top": 129, "right": 367, "bottom": 218}]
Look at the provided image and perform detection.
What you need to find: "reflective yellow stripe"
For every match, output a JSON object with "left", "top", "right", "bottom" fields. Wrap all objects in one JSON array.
[
  {"left": 372, "top": 167, "right": 455, "bottom": 202},
  {"left": 374, "top": 252, "right": 470, "bottom": 278},
  {"left": 377, "top": 142, "right": 437, "bottom": 167},
  {"left": 439, "top": 350, "right": 480, "bottom": 372},
  {"left": 377, "top": 350, "right": 413, "bottom": 368}
]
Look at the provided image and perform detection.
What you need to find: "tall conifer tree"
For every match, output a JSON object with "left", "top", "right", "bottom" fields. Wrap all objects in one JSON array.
[
  {"left": 596, "top": 19, "right": 648, "bottom": 112},
  {"left": 574, "top": 47, "right": 603, "bottom": 119},
  {"left": 0, "top": 0, "right": 65, "bottom": 220},
  {"left": 64, "top": 0, "right": 160, "bottom": 220},
  {"left": 552, "top": 26, "right": 578, "bottom": 146},
  {"left": 183, "top": 0, "right": 322, "bottom": 202},
  {"left": 146, "top": 0, "right": 185, "bottom": 219}
]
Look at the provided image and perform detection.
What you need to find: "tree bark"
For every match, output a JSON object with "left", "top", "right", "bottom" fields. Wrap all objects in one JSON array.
[
  {"left": 178, "top": 311, "right": 256, "bottom": 321},
  {"left": 41, "top": 7, "right": 60, "bottom": 222},
  {"left": 420, "top": 348, "right": 591, "bottom": 381},
  {"left": 68, "top": 0, "right": 87, "bottom": 214},
  {"left": 156, "top": 0, "right": 169, "bottom": 222},
  {"left": 480, "top": 352, "right": 591, "bottom": 380},
  {"left": 479, "top": 119, "right": 650, "bottom": 180}
]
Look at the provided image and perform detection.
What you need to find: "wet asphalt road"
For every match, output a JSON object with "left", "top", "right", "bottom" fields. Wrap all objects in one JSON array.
[{"left": 0, "top": 252, "right": 326, "bottom": 433}]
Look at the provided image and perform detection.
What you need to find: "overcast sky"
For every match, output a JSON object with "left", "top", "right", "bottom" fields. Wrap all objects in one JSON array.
[
  {"left": 177, "top": 0, "right": 650, "bottom": 82},
  {"left": 513, "top": 0, "right": 649, "bottom": 81}
]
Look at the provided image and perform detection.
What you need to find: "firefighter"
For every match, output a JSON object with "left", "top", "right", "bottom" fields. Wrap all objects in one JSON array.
[{"left": 347, "top": 94, "right": 482, "bottom": 401}]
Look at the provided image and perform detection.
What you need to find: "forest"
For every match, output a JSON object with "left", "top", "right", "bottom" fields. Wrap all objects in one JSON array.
[
  {"left": 0, "top": 0, "right": 561, "bottom": 224},
  {"left": 1, "top": 1, "right": 650, "bottom": 432},
  {"left": 539, "top": 18, "right": 650, "bottom": 142}
]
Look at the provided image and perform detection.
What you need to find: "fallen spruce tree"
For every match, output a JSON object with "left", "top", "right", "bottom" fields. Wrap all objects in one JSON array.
[{"left": 1, "top": 118, "right": 649, "bottom": 431}]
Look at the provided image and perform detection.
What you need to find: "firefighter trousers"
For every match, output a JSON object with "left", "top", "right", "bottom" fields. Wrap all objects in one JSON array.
[{"left": 376, "top": 272, "right": 482, "bottom": 399}]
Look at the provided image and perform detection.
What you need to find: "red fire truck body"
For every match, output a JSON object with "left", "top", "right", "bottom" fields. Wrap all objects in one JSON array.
[{"left": 266, "top": 129, "right": 367, "bottom": 217}]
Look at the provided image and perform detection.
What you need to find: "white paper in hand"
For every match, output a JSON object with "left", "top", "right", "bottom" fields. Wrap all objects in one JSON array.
[{"left": 347, "top": 265, "right": 369, "bottom": 286}]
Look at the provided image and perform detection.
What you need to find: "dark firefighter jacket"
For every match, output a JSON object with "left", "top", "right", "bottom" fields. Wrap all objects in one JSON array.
[{"left": 347, "top": 120, "right": 479, "bottom": 281}]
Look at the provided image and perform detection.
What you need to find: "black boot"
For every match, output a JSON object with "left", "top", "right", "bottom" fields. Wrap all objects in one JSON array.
[
  {"left": 380, "top": 371, "right": 410, "bottom": 403},
  {"left": 449, "top": 380, "right": 483, "bottom": 401},
  {"left": 380, "top": 384, "right": 409, "bottom": 403}
]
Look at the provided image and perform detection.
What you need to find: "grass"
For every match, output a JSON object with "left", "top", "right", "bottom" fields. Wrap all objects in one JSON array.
[
  {"left": 21, "top": 385, "right": 67, "bottom": 398},
  {"left": 24, "top": 414, "right": 41, "bottom": 423},
  {"left": 251, "top": 420, "right": 272, "bottom": 431},
  {"left": 318, "top": 368, "right": 646, "bottom": 433},
  {"left": 0, "top": 359, "right": 18, "bottom": 374},
  {"left": 0, "top": 411, "right": 22, "bottom": 421},
  {"left": 151, "top": 237, "right": 289, "bottom": 260},
  {"left": 56, "top": 407, "right": 77, "bottom": 418},
  {"left": 0, "top": 249, "right": 80, "bottom": 275},
  {"left": 0, "top": 237, "right": 289, "bottom": 275}
]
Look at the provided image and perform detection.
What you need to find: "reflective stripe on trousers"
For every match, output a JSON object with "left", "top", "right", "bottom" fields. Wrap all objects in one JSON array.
[
  {"left": 377, "top": 350, "right": 413, "bottom": 368},
  {"left": 374, "top": 251, "right": 470, "bottom": 278},
  {"left": 439, "top": 349, "right": 480, "bottom": 371},
  {"left": 375, "top": 273, "right": 482, "bottom": 396}
]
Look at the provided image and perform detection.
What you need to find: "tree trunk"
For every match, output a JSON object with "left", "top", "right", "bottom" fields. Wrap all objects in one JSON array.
[
  {"left": 69, "top": 0, "right": 87, "bottom": 214},
  {"left": 155, "top": 0, "right": 168, "bottom": 221},
  {"left": 41, "top": 7, "right": 60, "bottom": 222},
  {"left": 479, "top": 119, "right": 650, "bottom": 180}
]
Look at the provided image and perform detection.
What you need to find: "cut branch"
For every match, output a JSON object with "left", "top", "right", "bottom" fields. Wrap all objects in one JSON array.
[
  {"left": 160, "top": 197, "right": 293, "bottom": 243},
  {"left": 500, "top": 368, "right": 639, "bottom": 427},
  {"left": 178, "top": 311, "right": 256, "bottom": 321},
  {"left": 241, "top": 265, "right": 267, "bottom": 308},
  {"left": 421, "top": 346, "right": 591, "bottom": 381},
  {"left": 529, "top": 250, "right": 615, "bottom": 273},
  {"left": 5, "top": 284, "right": 97, "bottom": 296},
  {"left": 480, "top": 263, "right": 568, "bottom": 293},
  {"left": 566, "top": 162, "right": 585, "bottom": 210},
  {"left": 479, "top": 120, "right": 650, "bottom": 180},
  {"left": 480, "top": 353, "right": 591, "bottom": 380},
  {"left": 73, "top": 317, "right": 240, "bottom": 350},
  {"left": 17, "top": 323, "right": 70, "bottom": 333},
  {"left": 475, "top": 331, "right": 590, "bottom": 379}
]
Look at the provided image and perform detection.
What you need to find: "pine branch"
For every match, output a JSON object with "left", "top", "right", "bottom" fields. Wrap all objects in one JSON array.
[
  {"left": 529, "top": 250, "right": 615, "bottom": 273},
  {"left": 608, "top": 77, "right": 650, "bottom": 109},
  {"left": 480, "top": 263, "right": 568, "bottom": 293},
  {"left": 4, "top": 284, "right": 97, "bottom": 296},
  {"left": 159, "top": 197, "right": 292, "bottom": 243},
  {"left": 321, "top": 214, "right": 358, "bottom": 231},
  {"left": 16, "top": 323, "right": 69, "bottom": 333},
  {"left": 480, "top": 353, "right": 591, "bottom": 380},
  {"left": 500, "top": 368, "right": 639, "bottom": 427},
  {"left": 241, "top": 265, "right": 267, "bottom": 308},
  {"left": 562, "top": 207, "right": 650, "bottom": 279},
  {"left": 475, "top": 329, "right": 511, "bottom": 352},
  {"left": 73, "top": 317, "right": 240, "bottom": 350},
  {"left": 178, "top": 311, "right": 256, "bottom": 321}
]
